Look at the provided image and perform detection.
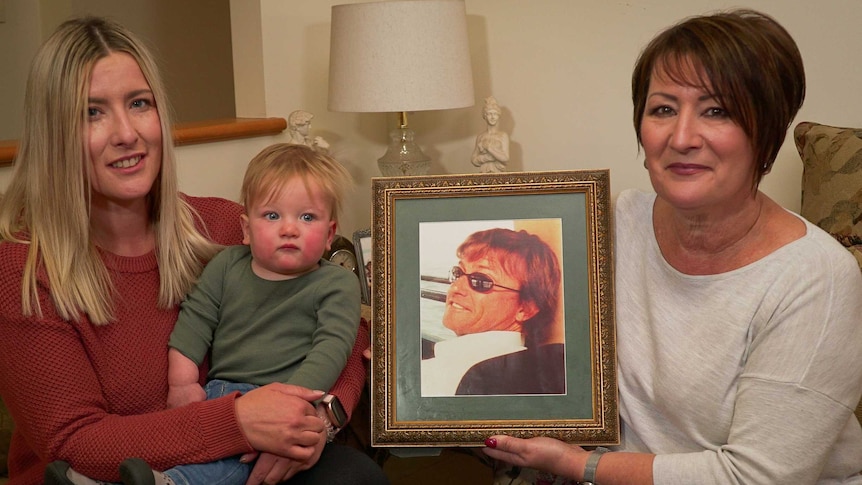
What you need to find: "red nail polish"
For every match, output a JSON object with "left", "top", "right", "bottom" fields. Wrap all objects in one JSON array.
[{"left": 485, "top": 437, "right": 497, "bottom": 448}]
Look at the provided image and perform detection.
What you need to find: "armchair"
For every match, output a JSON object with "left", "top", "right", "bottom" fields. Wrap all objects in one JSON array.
[{"left": 794, "top": 121, "right": 862, "bottom": 425}]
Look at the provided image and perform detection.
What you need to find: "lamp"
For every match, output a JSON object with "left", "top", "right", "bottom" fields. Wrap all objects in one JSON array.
[{"left": 328, "top": 0, "right": 475, "bottom": 176}]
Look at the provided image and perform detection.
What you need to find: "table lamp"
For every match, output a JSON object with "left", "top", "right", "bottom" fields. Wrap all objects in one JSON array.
[{"left": 328, "top": 0, "right": 475, "bottom": 176}]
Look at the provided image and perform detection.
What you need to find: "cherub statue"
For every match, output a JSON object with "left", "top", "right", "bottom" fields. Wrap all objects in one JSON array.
[
  {"left": 287, "top": 109, "right": 330, "bottom": 153},
  {"left": 471, "top": 96, "right": 509, "bottom": 173}
]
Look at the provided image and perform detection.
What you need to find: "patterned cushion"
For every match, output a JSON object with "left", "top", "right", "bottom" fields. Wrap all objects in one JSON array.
[
  {"left": 794, "top": 122, "right": 862, "bottom": 427},
  {"left": 794, "top": 122, "right": 862, "bottom": 266}
]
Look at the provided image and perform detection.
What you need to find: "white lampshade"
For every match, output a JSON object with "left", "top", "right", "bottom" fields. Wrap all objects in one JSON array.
[{"left": 328, "top": 0, "right": 475, "bottom": 113}]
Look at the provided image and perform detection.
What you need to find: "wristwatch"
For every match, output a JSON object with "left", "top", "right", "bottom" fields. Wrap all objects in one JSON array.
[
  {"left": 315, "top": 394, "right": 348, "bottom": 442},
  {"left": 320, "top": 393, "right": 348, "bottom": 428},
  {"left": 579, "top": 446, "right": 610, "bottom": 485}
]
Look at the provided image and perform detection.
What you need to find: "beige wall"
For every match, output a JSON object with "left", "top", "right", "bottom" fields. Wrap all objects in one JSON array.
[
  {"left": 0, "top": 1, "right": 42, "bottom": 142},
  {"left": 3, "top": 0, "right": 862, "bottom": 237},
  {"left": 0, "top": 0, "right": 234, "bottom": 141},
  {"left": 65, "top": 0, "right": 236, "bottom": 124}
]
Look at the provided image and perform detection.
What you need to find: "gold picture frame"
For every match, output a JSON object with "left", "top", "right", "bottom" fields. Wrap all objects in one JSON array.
[{"left": 370, "top": 170, "right": 618, "bottom": 447}]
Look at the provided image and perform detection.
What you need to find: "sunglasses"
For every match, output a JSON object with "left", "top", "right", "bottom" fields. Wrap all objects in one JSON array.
[{"left": 448, "top": 266, "right": 520, "bottom": 294}]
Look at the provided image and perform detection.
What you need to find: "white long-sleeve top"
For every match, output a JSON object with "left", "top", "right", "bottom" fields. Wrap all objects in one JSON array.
[{"left": 614, "top": 189, "right": 862, "bottom": 484}]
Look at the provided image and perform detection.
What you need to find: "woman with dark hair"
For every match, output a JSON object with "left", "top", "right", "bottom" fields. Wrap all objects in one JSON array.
[{"left": 483, "top": 9, "right": 862, "bottom": 484}]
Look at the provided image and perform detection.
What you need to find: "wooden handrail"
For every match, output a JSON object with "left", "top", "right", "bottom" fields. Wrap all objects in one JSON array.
[
  {"left": 0, "top": 117, "right": 287, "bottom": 168},
  {"left": 172, "top": 117, "right": 287, "bottom": 145},
  {"left": 0, "top": 140, "right": 15, "bottom": 167}
]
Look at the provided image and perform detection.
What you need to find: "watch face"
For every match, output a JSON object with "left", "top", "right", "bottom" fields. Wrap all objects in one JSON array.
[
  {"left": 323, "top": 394, "right": 348, "bottom": 428},
  {"left": 329, "top": 249, "right": 357, "bottom": 271}
]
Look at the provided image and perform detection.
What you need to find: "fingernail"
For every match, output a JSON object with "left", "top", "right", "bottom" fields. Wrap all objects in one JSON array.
[{"left": 485, "top": 437, "right": 497, "bottom": 448}]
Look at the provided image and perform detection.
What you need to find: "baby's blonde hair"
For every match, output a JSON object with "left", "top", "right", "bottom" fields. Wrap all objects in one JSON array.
[{"left": 240, "top": 144, "right": 352, "bottom": 225}]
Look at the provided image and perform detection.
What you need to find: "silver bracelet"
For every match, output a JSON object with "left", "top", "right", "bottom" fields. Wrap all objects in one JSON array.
[
  {"left": 315, "top": 404, "right": 339, "bottom": 443},
  {"left": 580, "top": 446, "right": 610, "bottom": 485}
]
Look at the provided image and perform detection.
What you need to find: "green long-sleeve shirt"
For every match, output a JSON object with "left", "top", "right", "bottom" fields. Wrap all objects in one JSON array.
[{"left": 169, "top": 245, "right": 361, "bottom": 391}]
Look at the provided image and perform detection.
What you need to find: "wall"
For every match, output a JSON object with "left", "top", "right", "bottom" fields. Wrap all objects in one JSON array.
[
  {"left": 0, "top": 0, "right": 234, "bottom": 141},
  {"left": 0, "top": 1, "right": 42, "bottom": 142},
  {"left": 65, "top": 0, "right": 236, "bottom": 124},
  {"left": 3, "top": 0, "right": 862, "bottom": 237}
]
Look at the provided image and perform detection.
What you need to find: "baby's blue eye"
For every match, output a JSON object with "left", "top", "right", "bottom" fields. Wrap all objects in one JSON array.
[
  {"left": 301, "top": 213, "right": 315, "bottom": 222},
  {"left": 264, "top": 212, "right": 279, "bottom": 221}
]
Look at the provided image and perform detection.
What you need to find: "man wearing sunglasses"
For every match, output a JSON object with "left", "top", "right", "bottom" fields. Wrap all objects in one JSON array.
[{"left": 421, "top": 227, "right": 563, "bottom": 396}]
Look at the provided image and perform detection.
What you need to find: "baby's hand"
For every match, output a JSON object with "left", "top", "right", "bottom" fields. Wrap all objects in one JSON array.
[{"left": 167, "top": 383, "right": 206, "bottom": 408}]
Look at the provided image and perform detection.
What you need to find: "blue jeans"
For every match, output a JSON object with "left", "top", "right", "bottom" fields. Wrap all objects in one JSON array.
[
  {"left": 164, "top": 380, "right": 390, "bottom": 484},
  {"left": 164, "top": 379, "right": 257, "bottom": 485}
]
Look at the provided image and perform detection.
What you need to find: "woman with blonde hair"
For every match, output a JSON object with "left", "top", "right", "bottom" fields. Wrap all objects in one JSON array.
[{"left": 0, "top": 16, "right": 382, "bottom": 485}]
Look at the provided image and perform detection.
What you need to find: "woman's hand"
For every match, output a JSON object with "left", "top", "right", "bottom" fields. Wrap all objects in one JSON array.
[
  {"left": 244, "top": 427, "right": 327, "bottom": 484},
  {"left": 245, "top": 452, "right": 302, "bottom": 485},
  {"left": 483, "top": 435, "right": 588, "bottom": 479},
  {"left": 235, "top": 383, "right": 326, "bottom": 461},
  {"left": 244, "top": 446, "right": 323, "bottom": 485}
]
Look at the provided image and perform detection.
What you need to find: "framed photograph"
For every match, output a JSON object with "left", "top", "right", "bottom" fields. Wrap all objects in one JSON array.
[
  {"left": 370, "top": 170, "right": 617, "bottom": 447},
  {"left": 353, "top": 228, "right": 372, "bottom": 305}
]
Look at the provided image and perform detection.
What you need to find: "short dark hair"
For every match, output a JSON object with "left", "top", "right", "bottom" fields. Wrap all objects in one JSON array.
[{"left": 631, "top": 9, "right": 805, "bottom": 187}]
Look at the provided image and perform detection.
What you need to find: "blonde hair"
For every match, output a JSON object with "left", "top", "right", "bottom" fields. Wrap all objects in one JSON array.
[
  {"left": 0, "top": 17, "right": 221, "bottom": 325},
  {"left": 240, "top": 144, "right": 352, "bottom": 226}
]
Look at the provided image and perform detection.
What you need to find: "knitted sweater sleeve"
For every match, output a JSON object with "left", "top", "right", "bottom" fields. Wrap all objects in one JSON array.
[
  {"left": 329, "top": 317, "right": 371, "bottom": 421},
  {"left": 0, "top": 245, "right": 251, "bottom": 481},
  {"left": 0, "top": 315, "right": 249, "bottom": 482}
]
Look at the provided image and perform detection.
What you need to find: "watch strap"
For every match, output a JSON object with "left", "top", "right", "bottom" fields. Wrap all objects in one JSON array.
[
  {"left": 581, "top": 446, "right": 610, "bottom": 485},
  {"left": 315, "top": 404, "right": 339, "bottom": 442}
]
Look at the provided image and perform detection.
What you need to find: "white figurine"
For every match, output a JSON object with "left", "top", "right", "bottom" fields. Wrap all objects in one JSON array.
[
  {"left": 287, "top": 110, "right": 330, "bottom": 153},
  {"left": 471, "top": 96, "right": 509, "bottom": 173}
]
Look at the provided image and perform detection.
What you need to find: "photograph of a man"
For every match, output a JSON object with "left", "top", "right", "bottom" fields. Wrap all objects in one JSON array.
[{"left": 420, "top": 219, "right": 564, "bottom": 397}]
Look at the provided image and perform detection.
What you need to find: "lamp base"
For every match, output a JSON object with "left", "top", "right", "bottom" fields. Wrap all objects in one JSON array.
[{"left": 378, "top": 127, "right": 430, "bottom": 176}]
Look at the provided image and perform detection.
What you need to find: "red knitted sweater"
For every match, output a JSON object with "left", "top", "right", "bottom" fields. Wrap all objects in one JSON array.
[{"left": 0, "top": 196, "right": 367, "bottom": 484}]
